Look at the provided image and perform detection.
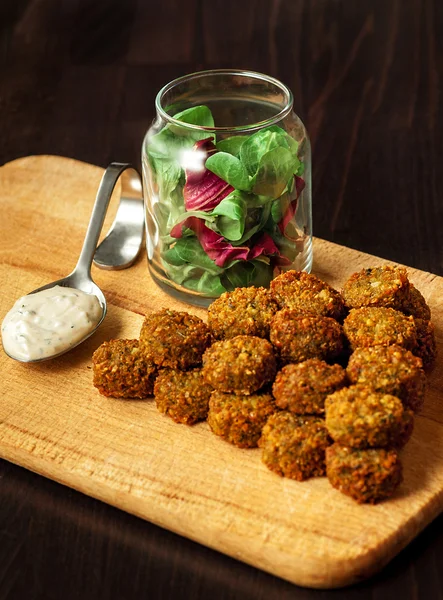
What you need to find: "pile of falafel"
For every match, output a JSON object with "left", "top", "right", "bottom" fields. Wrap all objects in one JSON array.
[{"left": 92, "top": 266, "right": 437, "bottom": 504}]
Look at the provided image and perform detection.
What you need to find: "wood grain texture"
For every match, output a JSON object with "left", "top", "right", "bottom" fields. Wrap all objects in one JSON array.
[{"left": 1, "top": 155, "right": 442, "bottom": 589}]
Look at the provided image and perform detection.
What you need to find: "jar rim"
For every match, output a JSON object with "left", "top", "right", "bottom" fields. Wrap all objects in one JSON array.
[{"left": 155, "top": 69, "right": 294, "bottom": 133}]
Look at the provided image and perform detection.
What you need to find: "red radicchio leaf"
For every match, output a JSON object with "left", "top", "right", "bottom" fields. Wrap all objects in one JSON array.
[
  {"left": 183, "top": 138, "right": 234, "bottom": 211},
  {"left": 295, "top": 175, "right": 305, "bottom": 198},
  {"left": 278, "top": 175, "right": 306, "bottom": 235},
  {"left": 171, "top": 216, "right": 280, "bottom": 267}
]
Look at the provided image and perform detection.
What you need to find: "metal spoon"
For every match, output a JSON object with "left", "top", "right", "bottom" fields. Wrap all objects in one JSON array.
[
  {"left": 2, "top": 163, "right": 143, "bottom": 363},
  {"left": 93, "top": 168, "right": 144, "bottom": 270}
]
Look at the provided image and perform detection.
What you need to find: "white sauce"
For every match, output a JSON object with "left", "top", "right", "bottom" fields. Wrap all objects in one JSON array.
[{"left": 1, "top": 285, "right": 102, "bottom": 361}]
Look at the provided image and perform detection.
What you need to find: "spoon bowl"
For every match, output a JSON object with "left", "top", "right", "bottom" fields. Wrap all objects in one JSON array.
[
  {"left": 2, "top": 279, "right": 106, "bottom": 364},
  {"left": 6, "top": 275, "right": 108, "bottom": 364}
]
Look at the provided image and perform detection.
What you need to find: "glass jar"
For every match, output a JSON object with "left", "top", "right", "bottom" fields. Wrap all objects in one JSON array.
[{"left": 142, "top": 69, "right": 312, "bottom": 307}]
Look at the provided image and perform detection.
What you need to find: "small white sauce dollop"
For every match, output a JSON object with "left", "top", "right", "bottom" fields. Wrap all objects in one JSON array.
[{"left": 1, "top": 285, "right": 102, "bottom": 361}]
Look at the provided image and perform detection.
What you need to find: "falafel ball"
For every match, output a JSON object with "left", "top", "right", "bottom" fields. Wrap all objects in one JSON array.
[
  {"left": 139, "top": 309, "right": 211, "bottom": 370},
  {"left": 208, "top": 391, "right": 276, "bottom": 448},
  {"left": 208, "top": 286, "right": 278, "bottom": 340},
  {"left": 270, "top": 270, "right": 346, "bottom": 321},
  {"left": 272, "top": 359, "right": 347, "bottom": 415},
  {"left": 326, "top": 444, "right": 403, "bottom": 504},
  {"left": 343, "top": 307, "right": 416, "bottom": 351},
  {"left": 402, "top": 284, "right": 431, "bottom": 321},
  {"left": 202, "top": 335, "right": 277, "bottom": 395},
  {"left": 347, "top": 345, "right": 426, "bottom": 413},
  {"left": 270, "top": 309, "right": 345, "bottom": 364},
  {"left": 342, "top": 266, "right": 410, "bottom": 311},
  {"left": 259, "top": 412, "right": 331, "bottom": 480},
  {"left": 154, "top": 368, "right": 213, "bottom": 425},
  {"left": 325, "top": 386, "right": 414, "bottom": 449},
  {"left": 92, "top": 339, "right": 157, "bottom": 398},
  {"left": 413, "top": 318, "right": 437, "bottom": 371}
]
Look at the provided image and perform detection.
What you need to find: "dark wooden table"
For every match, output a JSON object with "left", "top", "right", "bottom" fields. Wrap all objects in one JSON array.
[{"left": 1, "top": 1, "right": 443, "bottom": 598}]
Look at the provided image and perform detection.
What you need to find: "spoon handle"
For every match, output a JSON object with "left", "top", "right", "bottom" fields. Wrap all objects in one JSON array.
[{"left": 73, "top": 163, "right": 142, "bottom": 278}]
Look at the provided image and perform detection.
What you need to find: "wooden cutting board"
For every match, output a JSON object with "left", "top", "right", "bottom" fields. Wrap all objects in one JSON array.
[{"left": 1, "top": 155, "right": 443, "bottom": 589}]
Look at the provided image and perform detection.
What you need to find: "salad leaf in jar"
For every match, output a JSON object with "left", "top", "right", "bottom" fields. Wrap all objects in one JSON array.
[{"left": 146, "top": 105, "right": 307, "bottom": 296}]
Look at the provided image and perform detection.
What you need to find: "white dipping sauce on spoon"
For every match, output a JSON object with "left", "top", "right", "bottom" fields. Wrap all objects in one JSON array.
[{"left": 1, "top": 285, "right": 102, "bottom": 361}]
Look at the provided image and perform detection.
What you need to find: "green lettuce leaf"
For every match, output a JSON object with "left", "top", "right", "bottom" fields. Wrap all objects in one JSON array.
[
  {"left": 184, "top": 272, "right": 227, "bottom": 295},
  {"left": 240, "top": 129, "right": 284, "bottom": 176},
  {"left": 168, "top": 105, "right": 215, "bottom": 130},
  {"left": 205, "top": 152, "right": 251, "bottom": 191},
  {"left": 216, "top": 136, "right": 248, "bottom": 157},
  {"left": 170, "top": 190, "right": 273, "bottom": 244},
  {"left": 251, "top": 146, "right": 294, "bottom": 198},
  {"left": 163, "top": 263, "right": 227, "bottom": 296},
  {"left": 162, "top": 232, "right": 228, "bottom": 296},
  {"left": 221, "top": 258, "right": 273, "bottom": 290},
  {"left": 163, "top": 236, "right": 224, "bottom": 274},
  {"left": 210, "top": 190, "right": 248, "bottom": 241},
  {"left": 231, "top": 200, "right": 272, "bottom": 246},
  {"left": 238, "top": 126, "right": 302, "bottom": 178},
  {"left": 270, "top": 192, "right": 291, "bottom": 223}
]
